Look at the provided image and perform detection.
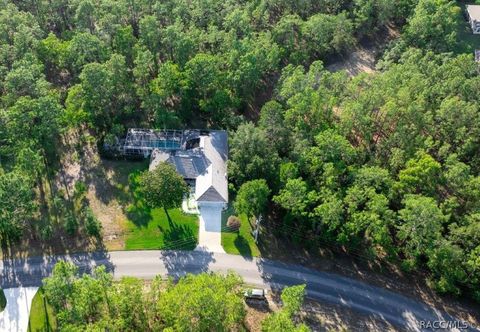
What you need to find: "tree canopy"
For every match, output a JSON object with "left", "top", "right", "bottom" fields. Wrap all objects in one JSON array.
[
  {"left": 42, "top": 262, "right": 246, "bottom": 331},
  {"left": 1, "top": 0, "right": 479, "bottom": 303},
  {"left": 139, "top": 162, "right": 188, "bottom": 211},
  {"left": 234, "top": 179, "right": 271, "bottom": 219}
]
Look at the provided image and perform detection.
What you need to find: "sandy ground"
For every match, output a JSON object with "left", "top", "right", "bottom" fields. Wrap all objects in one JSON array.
[
  {"left": 326, "top": 24, "right": 400, "bottom": 77},
  {"left": 55, "top": 133, "right": 135, "bottom": 251},
  {"left": 0, "top": 287, "right": 38, "bottom": 332},
  {"left": 327, "top": 47, "right": 376, "bottom": 77}
]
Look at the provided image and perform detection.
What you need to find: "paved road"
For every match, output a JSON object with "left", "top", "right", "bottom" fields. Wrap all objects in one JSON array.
[{"left": 1, "top": 250, "right": 478, "bottom": 332}]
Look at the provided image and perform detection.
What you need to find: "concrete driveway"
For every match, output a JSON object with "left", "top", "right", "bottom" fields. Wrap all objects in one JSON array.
[
  {"left": 195, "top": 205, "right": 225, "bottom": 253},
  {"left": 0, "top": 287, "right": 38, "bottom": 332}
]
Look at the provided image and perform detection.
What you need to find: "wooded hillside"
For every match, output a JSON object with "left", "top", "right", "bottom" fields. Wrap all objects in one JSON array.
[{"left": 0, "top": 0, "right": 479, "bottom": 302}]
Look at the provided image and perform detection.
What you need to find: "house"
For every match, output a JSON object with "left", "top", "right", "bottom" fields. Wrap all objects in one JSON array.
[
  {"left": 148, "top": 130, "right": 228, "bottom": 232},
  {"left": 148, "top": 130, "right": 228, "bottom": 207},
  {"left": 114, "top": 128, "right": 228, "bottom": 232},
  {"left": 467, "top": 5, "right": 480, "bottom": 34},
  {"left": 476, "top": 49, "right": 480, "bottom": 62}
]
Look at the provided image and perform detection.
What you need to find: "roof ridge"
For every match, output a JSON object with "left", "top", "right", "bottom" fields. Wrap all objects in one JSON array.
[{"left": 197, "top": 186, "right": 226, "bottom": 203}]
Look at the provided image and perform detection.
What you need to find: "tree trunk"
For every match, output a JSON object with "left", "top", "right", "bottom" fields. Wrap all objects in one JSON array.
[{"left": 164, "top": 207, "right": 172, "bottom": 226}]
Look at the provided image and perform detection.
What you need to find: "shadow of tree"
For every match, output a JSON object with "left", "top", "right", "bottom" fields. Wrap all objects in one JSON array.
[
  {"left": 162, "top": 222, "right": 197, "bottom": 250},
  {"left": 85, "top": 159, "right": 147, "bottom": 206},
  {"left": 126, "top": 203, "right": 152, "bottom": 228},
  {"left": 159, "top": 250, "right": 215, "bottom": 280},
  {"left": 0, "top": 250, "right": 114, "bottom": 288},
  {"left": 244, "top": 298, "right": 271, "bottom": 313},
  {"left": 234, "top": 235, "right": 253, "bottom": 258}
]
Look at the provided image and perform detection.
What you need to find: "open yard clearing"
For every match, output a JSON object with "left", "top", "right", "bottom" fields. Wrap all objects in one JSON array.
[
  {"left": 54, "top": 137, "right": 200, "bottom": 252},
  {"left": 326, "top": 46, "right": 377, "bottom": 76},
  {"left": 326, "top": 25, "right": 399, "bottom": 77},
  {"left": 86, "top": 159, "right": 199, "bottom": 251}
]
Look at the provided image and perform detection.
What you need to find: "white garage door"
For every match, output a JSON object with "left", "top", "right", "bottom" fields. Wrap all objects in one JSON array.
[{"left": 198, "top": 204, "right": 222, "bottom": 232}]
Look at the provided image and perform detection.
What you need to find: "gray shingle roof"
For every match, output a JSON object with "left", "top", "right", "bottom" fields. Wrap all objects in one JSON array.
[
  {"left": 167, "top": 154, "right": 209, "bottom": 179},
  {"left": 196, "top": 186, "right": 226, "bottom": 202},
  {"left": 149, "top": 130, "right": 228, "bottom": 204}
]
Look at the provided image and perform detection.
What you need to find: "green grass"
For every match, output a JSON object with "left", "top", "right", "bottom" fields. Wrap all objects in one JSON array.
[
  {"left": 221, "top": 210, "right": 260, "bottom": 257},
  {"left": 125, "top": 207, "right": 199, "bottom": 250},
  {"left": 0, "top": 289, "right": 6, "bottom": 312},
  {"left": 124, "top": 171, "right": 198, "bottom": 250},
  {"left": 28, "top": 288, "right": 57, "bottom": 332}
]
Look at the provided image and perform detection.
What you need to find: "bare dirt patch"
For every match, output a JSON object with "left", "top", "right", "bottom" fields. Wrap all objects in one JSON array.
[
  {"left": 326, "top": 24, "right": 400, "bottom": 77},
  {"left": 327, "top": 47, "right": 377, "bottom": 76},
  {"left": 244, "top": 300, "right": 273, "bottom": 332},
  {"left": 54, "top": 130, "right": 148, "bottom": 251}
]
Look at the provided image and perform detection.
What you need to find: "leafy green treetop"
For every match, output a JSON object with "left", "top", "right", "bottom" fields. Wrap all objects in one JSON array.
[
  {"left": 262, "top": 284, "right": 310, "bottom": 332},
  {"left": 404, "top": 0, "right": 461, "bottom": 52},
  {"left": 157, "top": 272, "right": 245, "bottom": 331},
  {"left": 139, "top": 162, "right": 188, "bottom": 211},
  {"left": 234, "top": 179, "right": 271, "bottom": 219},
  {"left": 0, "top": 171, "right": 36, "bottom": 245}
]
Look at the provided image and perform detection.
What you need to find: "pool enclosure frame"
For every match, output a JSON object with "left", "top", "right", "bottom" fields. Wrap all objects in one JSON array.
[{"left": 121, "top": 129, "right": 200, "bottom": 157}]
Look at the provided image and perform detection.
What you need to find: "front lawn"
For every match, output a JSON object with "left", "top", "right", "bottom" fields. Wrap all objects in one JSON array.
[
  {"left": 124, "top": 171, "right": 198, "bottom": 250},
  {"left": 125, "top": 207, "right": 198, "bottom": 250},
  {"left": 28, "top": 288, "right": 56, "bottom": 332},
  {"left": 222, "top": 209, "right": 260, "bottom": 257}
]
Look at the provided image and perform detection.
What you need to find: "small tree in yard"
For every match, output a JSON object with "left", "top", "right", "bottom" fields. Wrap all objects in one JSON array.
[
  {"left": 139, "top": 162, "right": 188, "bottom": 218},
  {"left": 234, "top": 179, "right": 271, "bottom": 221}
]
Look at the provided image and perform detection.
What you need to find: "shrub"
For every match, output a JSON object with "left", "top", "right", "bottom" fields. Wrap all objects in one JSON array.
[
  {"left": 64, "top": 213, "right": 78, "bottom": 236},
  {"left": 40, "top": 223, "right": 53, "bottom": 240},
  {"left": 0, "top": 289, "right": 6, "bottom": 312},
  {"left": 227, "top": 216, "right": 241, "bottom": 231},
  {"left": 74, "top": 181, "right": 87, "bottom": 199},
  {"left": 84, "top": 208, "right": 101, "bottom": 237}
]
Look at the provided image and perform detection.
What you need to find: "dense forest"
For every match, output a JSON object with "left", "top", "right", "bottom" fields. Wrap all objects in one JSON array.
[
  {"left": 39, "top": 262, "right": 309, "bottom": 331},
  {"left": 0, "top": 0, "right": 479, "bottom": 303}
]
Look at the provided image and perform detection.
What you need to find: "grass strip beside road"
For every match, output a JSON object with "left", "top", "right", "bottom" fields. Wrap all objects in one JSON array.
[
  {"left": 222, "top": 212, "right": 260, "bottom": 257},
  {"left": 28, "top": 288, "right": 56, "bottom": 332}
]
